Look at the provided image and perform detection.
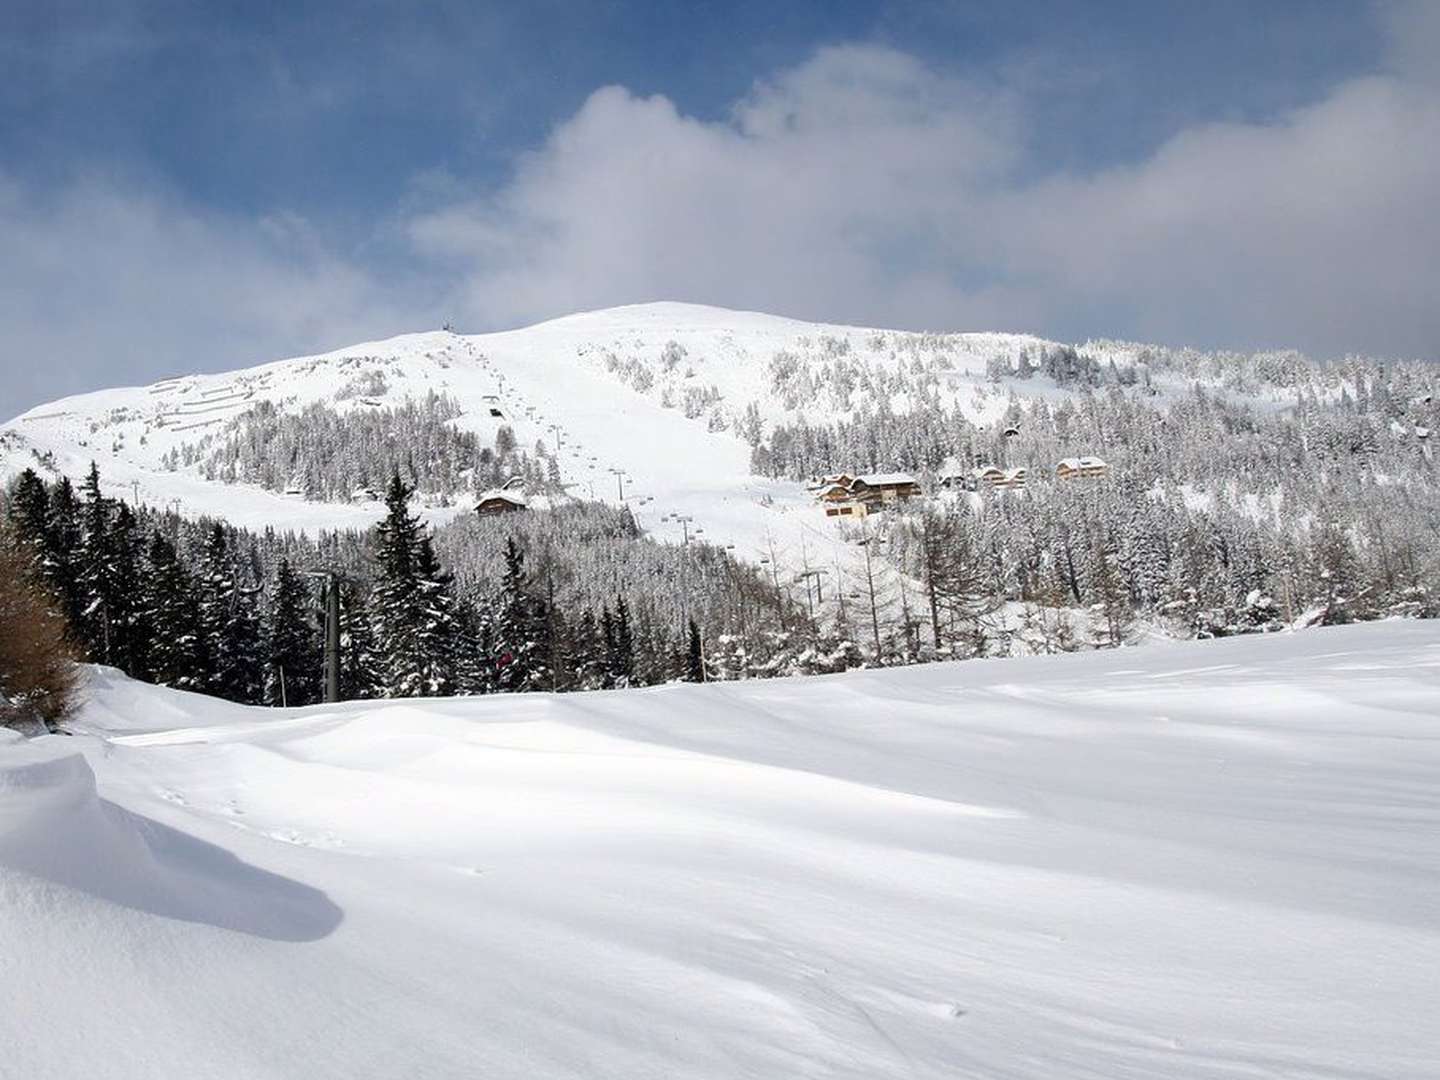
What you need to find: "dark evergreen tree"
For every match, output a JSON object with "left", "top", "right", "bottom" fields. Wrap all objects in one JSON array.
[
  {"left": 492, "top": 537, "right": 541, "bottom": 692},
  {"left": 108, "top": 503, "right": 148, "bottom": 676},
  {"left": 412, "top": 535, "right": 459, "bottom": 696},
  {"left": 608, "top": 595, "right": 635, "bottom": 687},
  {"left": 142, "top": 531, "right": 203, "bottom": 690},
  {"left": 685, "top": 618, "right": 705, "bottom": 682},
  {"left": 338, "top": 584, "right": 385, "bottom": 701},
  {"left": 266, "top": 558, "right": 320, "bottom": 707},
  {"left": 371, "top": 475, "right": 427, "bottom": 697},
  {"left": 570, "top": 609, "right": 606, "bottom": 690},
  {"left": 46, "top": 477, "right": 85, "bottom": 628},
  {"left": 77, "top": 462, "right": 121, "bottom": 663},
  {"left": 7, "top": 469, "right": 52, "bottom": 568},
  {"left": 195, "top": 524, "right": 266, "bottom": 704}
]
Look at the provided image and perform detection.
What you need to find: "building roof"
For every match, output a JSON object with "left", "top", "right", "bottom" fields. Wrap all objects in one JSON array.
[
  {"left": 1057, "top": 456, "right": 1108, "bottom": 470},
  {"left": 476, "top": 489, "right": 528, "bottom": 508},
  {"left": 853, "top": 472, "right": 919, "bottom": 488}
]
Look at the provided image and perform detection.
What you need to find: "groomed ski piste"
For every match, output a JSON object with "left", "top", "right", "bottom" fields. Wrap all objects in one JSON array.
[{"left": 3, "top": 620, "right": 1438, "bottom": 1079}]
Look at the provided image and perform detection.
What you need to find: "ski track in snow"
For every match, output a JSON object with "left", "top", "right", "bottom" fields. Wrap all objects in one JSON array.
[{"left": 2, "top": 621, "right": 1439, "bottom": 1079}]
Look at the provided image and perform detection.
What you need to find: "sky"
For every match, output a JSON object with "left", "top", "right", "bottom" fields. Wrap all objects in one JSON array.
[{"left": 2, "top": 0, "right": 1438, "bottom": 418}]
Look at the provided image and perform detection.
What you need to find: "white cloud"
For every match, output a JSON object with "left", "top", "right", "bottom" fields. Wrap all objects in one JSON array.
[
  {"left": 0, "top": 176, "right": 427, "bottom": 418},
  {"left": 417, "top": 26, "right": 1440, "bottom": 360},
  {"left": 5, "top": 7, "right": 1438, "bottom": 418}
]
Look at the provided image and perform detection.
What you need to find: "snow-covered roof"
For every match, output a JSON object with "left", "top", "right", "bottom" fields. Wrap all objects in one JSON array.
[
  {"left": 853, "top": 472, "right": 918, "bottom": 487},
  {"left": 475, "top": 489, "right": 527, "bottom": 508},
  {"left": 973, "top": 465, "right": 1005, "bottom": 477},
  {"left": 1057, "top": 456, "right": 1107, "bottom": 470}
]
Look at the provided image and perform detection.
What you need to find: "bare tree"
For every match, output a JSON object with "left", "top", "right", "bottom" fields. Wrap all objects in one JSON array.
[{"left": 0, "top": 522, "right": 81, "bottom": 732}]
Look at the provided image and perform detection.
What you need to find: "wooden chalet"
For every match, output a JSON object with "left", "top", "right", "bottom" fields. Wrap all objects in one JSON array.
[
  {"left": 475, "top": 489, "right": 528, "bottom": 516},
  {"left": 1056, "top": 456, "right": 1109, "bottom": 481},
  {"left": 848, "top": 472, "right": 922, "bottom": 506}
]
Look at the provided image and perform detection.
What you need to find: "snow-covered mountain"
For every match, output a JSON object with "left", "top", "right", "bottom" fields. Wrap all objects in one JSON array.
[
  {"left": 4, "top": 620, "right": 1438, "bottom": 1078},
  {"left": 0, "top": 302, "right": 1102, "bottom": 556}
]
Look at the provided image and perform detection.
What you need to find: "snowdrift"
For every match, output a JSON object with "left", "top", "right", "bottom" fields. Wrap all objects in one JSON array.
[
  {"left": 0, "top": 732, "right": 340, "bottom": 941},
  {"left": 2, "top": 622, "right": 1438, "bottom": 1079}
]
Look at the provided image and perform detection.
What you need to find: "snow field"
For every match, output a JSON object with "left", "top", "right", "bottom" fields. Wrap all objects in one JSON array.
[{"left": 2, "top": 621, "right": 1438, "bottom": 1078}]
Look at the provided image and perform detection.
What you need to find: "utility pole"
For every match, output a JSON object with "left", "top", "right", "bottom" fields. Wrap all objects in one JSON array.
[
  {"left": 609, "top": 468, "right": 628, "bottom": 503},
  {"left": 323, "top": 572, "right": 341, "bottom": 704}
]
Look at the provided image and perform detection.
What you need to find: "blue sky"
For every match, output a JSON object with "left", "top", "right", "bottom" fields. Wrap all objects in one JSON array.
[{"left": 2, "top": 1, "right": 1436, "bottom": 416}]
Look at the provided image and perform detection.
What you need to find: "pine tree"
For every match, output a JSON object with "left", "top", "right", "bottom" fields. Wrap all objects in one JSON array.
[
  {"left": 371, "top": 474, "right": 427, "bottom": 697},
  {"left": 108, "top": 503, "right": 147, "bottom": 677},
  {"left": 685, "top": 618, "right": 705, "bottom": 682},
  {"left": 7, "top": 469, "right": 52, "bottom": 570},
  {"left": 143, "top": 531, "right": 203, "bottom": 690},
  {"left": 570, "top": 609, "right": 606, "bottom": 690},
  {"left": 335, "top": 584, "right": 384, "bottom": 700},
  {"left": 492, "top": 537, "right": 540, "bottom": 692},
  {"left": 608, "top": 594, "right": 635, "bottom": 688},
  {"left": 195, "top": 523, "right": 233, "bottom": 693},
  {"left": 46, "top": 477, "right": 85, "bottom": 628},
  {"left": 195, "top": 524, "right": 265, "bottom": 704},
  {"left": 413, "top": 535, "right": 459, "bottom": 696},
  {"left": 266, "top": 558, "right": 319, "bottom": 706},
  {"left": 77, "top": 462, "right": 121, "bottom": 663}
]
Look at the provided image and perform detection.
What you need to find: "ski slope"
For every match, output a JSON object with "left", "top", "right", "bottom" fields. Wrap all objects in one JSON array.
[
  {"left": 3, "top": 621, "right": 1438, "bottom": 1079},
  {"left": 0, "top": 302, "right": 1122, "bottom": 594}
]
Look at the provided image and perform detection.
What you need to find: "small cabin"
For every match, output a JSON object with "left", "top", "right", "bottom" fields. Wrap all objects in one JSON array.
[
  {"left": 475, "top": 490, "right": 528, "bottom": 516},
  {"left": 849, "top": 473, "right": 922, "bottom": 505},
  {"left": 1056, "top": 456, "right": 1109, "bottom": 481},
  {"left": 351, "top": 486, "right": 380, "bottom": 503}
]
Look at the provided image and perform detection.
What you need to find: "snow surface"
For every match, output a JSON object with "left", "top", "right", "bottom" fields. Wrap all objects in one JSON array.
[{"left": 3, "top": 621, "right": 1439, "bottom": 1079}]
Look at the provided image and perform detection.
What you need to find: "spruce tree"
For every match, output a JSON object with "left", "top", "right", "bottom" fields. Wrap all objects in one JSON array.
[
  {"left": 46, "top": 477, "right": 85, "bottom": 628},
  {"left": 413, "top": 535, "right": 459, "bottom": 696},
  {"left": 493, "top": 537, "right": 539, "bottom": 692},
  {"left": 570, "top": 609, "right": 605, "bottom": 690},
  {"left": 266, "top": 558, "right": 319, "bottom": 706},
  {"left": 143, "top": 531, "right": 203, "bottom": 690},
  {"left": 608, "top": 595, "right": 635, "bottom": 688},
  {"left": 338, "top": 584, "right": 385, "bottom": 700},
  {"left": 685, "top": 618, "right": 704, "bottom": 682},
  {"left": 77, "top": 462, "right": 121, "bottom": 663},
  {"left": 371, "top": 475, "right": 424, "bottom": 696},
  {"left": 196, "top": 524, "right": 265, "bottom": 704},
  {"left": 8, "top": 470, "right": 52, "bottom": 569}
]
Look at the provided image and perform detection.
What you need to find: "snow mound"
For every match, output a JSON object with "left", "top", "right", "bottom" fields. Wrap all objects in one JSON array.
[{"left": 0, "top": 735, "right": 339, "bottom": 940}]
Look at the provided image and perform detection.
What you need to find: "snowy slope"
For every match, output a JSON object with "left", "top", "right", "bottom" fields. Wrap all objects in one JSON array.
[
  {"left": 0, "top": 303, "right": 1092, "bottom": 590},
  {"left": 3, "top": 621, "right": 1438, "bottom": 1079}
]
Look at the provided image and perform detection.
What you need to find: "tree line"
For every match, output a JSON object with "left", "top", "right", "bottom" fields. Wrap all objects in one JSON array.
[{"left": 2, "top": 464, "right": 816, "bottom": 719}]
